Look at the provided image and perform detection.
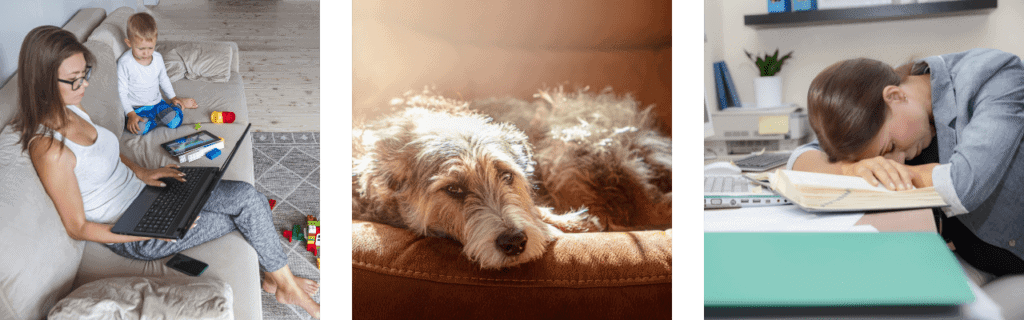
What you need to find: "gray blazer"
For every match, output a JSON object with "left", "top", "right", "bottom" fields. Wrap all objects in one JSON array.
[{"left": 789, "top": 48, "right": 1024, "bottom": 259}]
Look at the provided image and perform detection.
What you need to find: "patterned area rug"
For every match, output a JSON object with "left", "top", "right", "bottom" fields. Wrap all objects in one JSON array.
[{"left": 252, "top": 131, "right": 320, "bottom": 320}]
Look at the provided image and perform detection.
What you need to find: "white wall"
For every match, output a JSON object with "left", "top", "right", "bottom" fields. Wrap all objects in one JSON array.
[
  {"left": 0, "top": 0, "right": 158, "bottom": 87},
  {"left": 705, "top": 0, "right": 1023, "bottom": 112}
]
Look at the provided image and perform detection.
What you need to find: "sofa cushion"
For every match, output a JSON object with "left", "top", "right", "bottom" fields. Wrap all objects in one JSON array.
[
  {"left": 80, "top": 40, "right": 126, "bottom": 141},
  {"left": 0, "top": 126, "right": 85, "bottom": 320},
  {"left": 162, "top": 42, "right": 233, "bottom": 83},
  {"left": 86, "top": 23, "right": 127, "bottom": 59},
  {"left": 61, "top": 8, "right": 107, "bottom": 43},
  {"left": 118, "top": 122, "right": 255, "bottom": 184},
  {"left": 75, "top": 232, "right": 261, "bottom": 320},
  {"left": 352, "top": 220, "right": 672, "bottom": 319},
  {"left": 0, "top": 73, "right": 19, "bottom": 130},
  {"left": 86, "top": 7, "right": 134, "bottom": 58},
  {"left": 146, "top": 70, "right": 250, "bottom": 127},
  {"left": 48, "top": 276, "right": 233, "bottom": 320}
]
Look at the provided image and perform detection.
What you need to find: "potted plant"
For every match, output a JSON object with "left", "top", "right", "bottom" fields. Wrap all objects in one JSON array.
[{"left": 744, "top": 48, "right": 793, "bottom": 108}]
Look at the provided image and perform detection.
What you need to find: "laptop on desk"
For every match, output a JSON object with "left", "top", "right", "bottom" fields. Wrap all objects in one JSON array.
[
  {"left": 112, "top": 123, "right": 251, "bottom": 239},
  {"left": 704, "top": 166, "right": 790, "bottom": 209}
]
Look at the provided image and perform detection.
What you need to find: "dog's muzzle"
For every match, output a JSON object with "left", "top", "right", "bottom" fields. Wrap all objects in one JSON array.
[{"left": 496, "top": 231, "right": 528, "bottom": 256}]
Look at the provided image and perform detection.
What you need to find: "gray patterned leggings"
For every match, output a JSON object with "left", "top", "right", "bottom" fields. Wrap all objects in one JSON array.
[{"left": 106, "top": 180, "right": 287, "bottom": 273}]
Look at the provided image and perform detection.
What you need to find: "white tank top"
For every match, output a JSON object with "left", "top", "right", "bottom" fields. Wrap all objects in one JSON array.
[{"left": 40, "top": 105, "right": 145, "bottom": 224}]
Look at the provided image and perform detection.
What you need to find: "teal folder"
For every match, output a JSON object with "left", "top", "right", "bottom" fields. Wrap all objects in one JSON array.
[{"left": 705, "top": 232, "right": 975, "bottom": 307}]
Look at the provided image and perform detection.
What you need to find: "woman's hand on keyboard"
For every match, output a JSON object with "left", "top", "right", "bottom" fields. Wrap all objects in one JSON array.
[{"left": 137, "top": 164, "right": 187, "bottom": 187}]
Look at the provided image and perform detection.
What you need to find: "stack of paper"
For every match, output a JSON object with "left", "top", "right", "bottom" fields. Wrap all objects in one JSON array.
[{"left": 704, "top": 205, "right": 876, "bottom": 232}]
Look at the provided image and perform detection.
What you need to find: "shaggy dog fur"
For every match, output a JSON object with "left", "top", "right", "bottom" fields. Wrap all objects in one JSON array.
[
  {"left": 471, "top": 87, "right": 672, "bottom": 231},
  {"left": 352, "top": 93, "right": 603, "bottom": 270}
]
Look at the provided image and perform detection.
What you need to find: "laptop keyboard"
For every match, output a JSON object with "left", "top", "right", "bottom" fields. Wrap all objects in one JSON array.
[
  {"left": 134, "top": 167, "right": 215, "bottom": 234},
  {"left": 704, "top": 176, "right": 751, "bottom": 193},
  {"left": 734, "top": 152, "right": 791, "bottom": 171}
]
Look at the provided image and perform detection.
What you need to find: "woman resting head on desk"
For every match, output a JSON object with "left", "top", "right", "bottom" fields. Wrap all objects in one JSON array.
[
  {"left": 11, "top": 26, "right": 320, "bottom": 318},
  {"left": 789, "top": 48, "right": 1024, "bottom": 277}
]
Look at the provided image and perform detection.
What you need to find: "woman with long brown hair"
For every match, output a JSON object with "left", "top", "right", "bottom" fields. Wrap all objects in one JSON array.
[
  {"left": 12, "top": 26, "right": 320, "bottom": 318},
  {"left": 788, "top": 48, "right": 1024, "bottom": 276}
]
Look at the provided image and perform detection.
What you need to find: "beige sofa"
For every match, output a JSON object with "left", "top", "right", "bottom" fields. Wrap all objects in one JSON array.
[{"left": 0, "top": 7, "right": 261, "bottom": 320}]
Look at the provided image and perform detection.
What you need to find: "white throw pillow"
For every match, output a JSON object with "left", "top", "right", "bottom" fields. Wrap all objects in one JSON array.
[
  {"left": 163, "top": 42, "right": 233, "bottom": 83},
  {"left": 48, "top": 276, "right": 233, "bottom": 320}
]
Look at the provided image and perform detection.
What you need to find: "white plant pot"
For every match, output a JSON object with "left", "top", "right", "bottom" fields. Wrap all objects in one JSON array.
[{"left": 754, "top": 76, "right": 783, "bottom": 109}]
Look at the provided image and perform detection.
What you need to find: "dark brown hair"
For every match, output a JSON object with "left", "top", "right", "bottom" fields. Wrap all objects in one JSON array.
[
  {"left": 127, "top": 12, "right": 158, "bottom": 41},
  {"left": 13, "top": 26, "right": 95, "bottom": 152},
  {"left": 807, "top": 58, "right": 918, "bottom": 162}
]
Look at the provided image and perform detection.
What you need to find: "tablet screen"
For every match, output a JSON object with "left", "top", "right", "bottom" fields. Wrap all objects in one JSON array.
[{"left": 166, "top": 132, "right": 217, "bottom": 154}]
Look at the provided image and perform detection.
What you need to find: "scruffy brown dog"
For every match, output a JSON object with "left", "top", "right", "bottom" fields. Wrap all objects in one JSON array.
[
  {"left": 471, "top": 87, "right": 672, "bottom": 231},
  {"left": 352, "top": 94, "right": 604, "bottom": 270}
]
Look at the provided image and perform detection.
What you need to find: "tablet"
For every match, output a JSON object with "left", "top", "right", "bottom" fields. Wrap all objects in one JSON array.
[{"left": 161, "top": 130, "right": 221, "bottom": 156}]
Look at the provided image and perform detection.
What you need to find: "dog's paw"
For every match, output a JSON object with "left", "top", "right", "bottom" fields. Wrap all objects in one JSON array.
[{"left": 547, "top": 207, "right": 604, "bottom": 233}]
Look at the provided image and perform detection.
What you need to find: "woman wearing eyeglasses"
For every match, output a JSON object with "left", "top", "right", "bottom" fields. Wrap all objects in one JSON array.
[{"left": 10, "top": 26, "right": 320, "bottom": 318}]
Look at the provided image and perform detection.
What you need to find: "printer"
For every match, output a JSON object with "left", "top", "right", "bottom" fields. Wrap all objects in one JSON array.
[{"left": 704, "top": 105, "right": 813, "bottom": 156}]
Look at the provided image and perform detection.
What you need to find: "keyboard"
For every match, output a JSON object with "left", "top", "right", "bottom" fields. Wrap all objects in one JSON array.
[
  {"left": 734, "top": 152, "right": 791, "bottom": 172},
  {"left": 704, "top": 176, "right": 751, "bottom": 193},
  {"left": 134, "top": 167, "right": 215, "bottom": 234}
]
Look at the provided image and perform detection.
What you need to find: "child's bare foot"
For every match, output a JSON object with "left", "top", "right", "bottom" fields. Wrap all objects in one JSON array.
[{"left": 262, "top": 272, "right": 319, "bottom": 296}]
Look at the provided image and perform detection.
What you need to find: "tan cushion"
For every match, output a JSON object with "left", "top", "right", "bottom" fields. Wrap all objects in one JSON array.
[
  {"left": 0, "top": 73, "right": 19, "bottom": 129},
  {"left": 75, "top": 232, "right": 261, "bottom": 320},
  {"left": 161, "top": 71, "right": 249, "bottom": 126},
  {"left": 0, "top": 126, "right": 85, "bottom": 320},
  {"left": 86, "top": 6, "right": 135, "bottom": 57},
  {"left": 161, "top": 42, "right": 233, "bottom": 83},
  {"left": 118, "top": 122, "right": 255, "bottom": 184},
  {"left": 352, "top": 220, "right": 672, "bottom": 318},
  {"left": 49, "top": 277, "right": 232, "bottom": 320},
  {"left": 86, "top": 23, "right": 128, "bottom": 58},
  {"left": 61, "top": 8, "right": 107, "bottom": 43},
  {"left": 80, "top": 40, "right": 125, "bottom": 141}
]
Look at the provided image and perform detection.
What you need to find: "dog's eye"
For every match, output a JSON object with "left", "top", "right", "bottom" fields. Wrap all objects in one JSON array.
[
  {"left": 501, "top": 172, "right": 513, "bottom": 185},
  {"left": 445, "top": 185, "right": 466, "bottom": 198}
]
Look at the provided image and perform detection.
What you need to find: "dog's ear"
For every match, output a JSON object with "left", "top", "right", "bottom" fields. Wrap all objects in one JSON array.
[
  {"left": 500, "top": 123, "right": 535, "bottom": 177},
  {"left": 368, "top": 120, "right": 417, "bottom": 194}
]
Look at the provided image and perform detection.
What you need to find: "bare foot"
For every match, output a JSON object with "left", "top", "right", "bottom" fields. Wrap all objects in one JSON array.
[
  {"left": 266, "top": 266, "right": 320, "bottom": 319},
  {"left": 262, "top": 273, "right": 319, "bottom": 296}
]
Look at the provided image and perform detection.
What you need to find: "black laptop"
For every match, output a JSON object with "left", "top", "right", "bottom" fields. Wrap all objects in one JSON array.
[{"left": 112, "top": 124, "right": 251, "bottom": 239}]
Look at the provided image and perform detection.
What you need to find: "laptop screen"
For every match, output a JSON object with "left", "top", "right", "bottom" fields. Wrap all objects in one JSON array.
[{"left": 220, "top": 123, "right": 252, "bottom": 173}]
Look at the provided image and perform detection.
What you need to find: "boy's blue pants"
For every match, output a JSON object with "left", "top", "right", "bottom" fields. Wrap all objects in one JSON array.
[{"left": 133, "top": 100, "right": 183, "bottom": 135}]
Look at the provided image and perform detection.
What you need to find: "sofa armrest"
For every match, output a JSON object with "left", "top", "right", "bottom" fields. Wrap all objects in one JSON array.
[
  {"left": 352, "top": 220, "right": 672, "bottom": 319},
  {"left": 157, "top": 41, "right": 240, "bottom": 74}
]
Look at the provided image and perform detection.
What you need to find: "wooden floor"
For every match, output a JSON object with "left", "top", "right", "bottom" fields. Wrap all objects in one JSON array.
[{"left": 149, "top": 0, "right": 319, "bottom": 132}]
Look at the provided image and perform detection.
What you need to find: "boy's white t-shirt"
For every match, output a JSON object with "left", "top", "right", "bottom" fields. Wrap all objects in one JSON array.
[{"left": 116, "top": 50, "right": 176, "bottom": 115}]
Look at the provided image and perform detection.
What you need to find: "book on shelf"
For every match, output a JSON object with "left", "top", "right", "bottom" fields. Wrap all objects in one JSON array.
[
  {"left": 713, "top": 61, "right": 742, "bottom": 110},
  {"left": 755, "top": 169, "right": 949, "bottom": 212}
]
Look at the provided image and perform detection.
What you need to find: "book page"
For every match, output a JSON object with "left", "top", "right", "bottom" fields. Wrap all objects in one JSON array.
[
  {"left": 770, "top": 170, "right": 948, "bottom": 212},
  {"left": 780, "top": 170, "right": 893, "bottom": 192}
]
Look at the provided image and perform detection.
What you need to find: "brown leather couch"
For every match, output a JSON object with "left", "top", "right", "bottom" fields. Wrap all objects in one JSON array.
[{"left": 352, "top": 1, "right": 672, "bottom": 318}]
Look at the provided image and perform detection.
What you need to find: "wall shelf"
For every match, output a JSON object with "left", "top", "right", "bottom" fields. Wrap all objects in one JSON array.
[{"left": 744, "top": 0, "right": 996, "bottom": 29}]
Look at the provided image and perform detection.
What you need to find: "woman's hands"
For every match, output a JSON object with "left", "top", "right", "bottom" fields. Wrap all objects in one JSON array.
[
  {"left": 840, "top": 156, "right": 938, "bottom": 190},
  {"left": 136, "top": 164, "right": 186, "bottom": 187}
]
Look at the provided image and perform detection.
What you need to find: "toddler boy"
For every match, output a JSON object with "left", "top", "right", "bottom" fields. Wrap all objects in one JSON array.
[{"left": 118, "top": 12, "right": 198, "bottom": 135}]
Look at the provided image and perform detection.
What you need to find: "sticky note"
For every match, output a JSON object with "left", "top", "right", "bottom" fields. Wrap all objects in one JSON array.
[{"left": 758, "top": 115, "right": 790, "bottom": 135}]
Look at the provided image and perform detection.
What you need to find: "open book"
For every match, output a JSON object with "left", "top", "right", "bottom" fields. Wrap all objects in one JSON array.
[{"left": 758, "top": 170, "right": 949, "bottom": 212}]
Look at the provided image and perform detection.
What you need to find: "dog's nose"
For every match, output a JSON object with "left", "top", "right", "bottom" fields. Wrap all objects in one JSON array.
[{"left": 496, "top": 231, "right": 528, "bottom": 256}]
